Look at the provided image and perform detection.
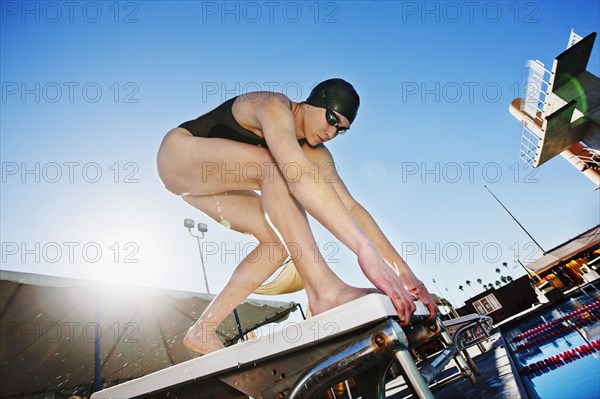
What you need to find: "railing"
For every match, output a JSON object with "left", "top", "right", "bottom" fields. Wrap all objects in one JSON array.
[
  {"left": 521, "top": 60, "right": 552, "bottom": 121},
  {"left": 520, "top": 124, "right": 542, "bottom": 167},
  {"left": 577, "top": 147, "right": 600, "bottom": 170},
  {"left": 518, "top": 60, "right": 553, "bottom": 167}
]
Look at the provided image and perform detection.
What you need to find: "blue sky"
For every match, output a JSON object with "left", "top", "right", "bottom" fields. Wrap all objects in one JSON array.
[{"left": 1, "top": 1, "right": 599, "bottom": 314}]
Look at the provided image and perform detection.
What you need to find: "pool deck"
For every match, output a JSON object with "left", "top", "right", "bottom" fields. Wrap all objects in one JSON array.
[{"left": 386, "top": 333, "right": 528, "bottom": 399}]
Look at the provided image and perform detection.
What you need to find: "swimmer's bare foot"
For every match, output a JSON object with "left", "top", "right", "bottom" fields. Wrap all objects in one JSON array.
[
  {"left": 308, "top": 286, "right": 381, "bottom": 316},
  {"left": 183, "top": 320, "right": 225, "bottom": 354}
]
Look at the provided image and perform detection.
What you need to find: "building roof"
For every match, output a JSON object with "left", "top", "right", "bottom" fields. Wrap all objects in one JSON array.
[{"left": 525, "top": 225, "right": 600, "bottom": 273}]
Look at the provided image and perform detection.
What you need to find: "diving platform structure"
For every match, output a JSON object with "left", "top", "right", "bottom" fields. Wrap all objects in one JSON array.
[
  {"left": 509, "top": 30, "right": 600, "bottom": 187},
  {"left": 91, "top": 294, "right": 485, "bottom": 399}
]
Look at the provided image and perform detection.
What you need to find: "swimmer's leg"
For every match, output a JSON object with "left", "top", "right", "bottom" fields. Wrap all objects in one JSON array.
[
  {"left": 256, "top": 164, "right": 378, "bottom": 316},
  {"left": 158, "top": 132, "right": 377, "bottom": 353},
  {"left": 181, "top": 191, "right": 288, "bottom": 354},
  {"left": 182, "top": 189, "right": 377, "bottom": 354}
]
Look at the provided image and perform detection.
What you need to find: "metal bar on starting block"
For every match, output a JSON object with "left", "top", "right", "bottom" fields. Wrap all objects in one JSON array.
[
  {"left": 288, "top": 318, "right": 411, "bottom": 398},
  {"left": 418, "top": 346, "right": 458, "bottom": 384},
  {"left": 394, "top": 349, "right": 435, "bottom": 399}
]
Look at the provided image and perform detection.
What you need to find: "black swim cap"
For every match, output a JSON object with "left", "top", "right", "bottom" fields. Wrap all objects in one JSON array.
[{"left": 305, "top": 78, "right": 360, "bottom": 124}]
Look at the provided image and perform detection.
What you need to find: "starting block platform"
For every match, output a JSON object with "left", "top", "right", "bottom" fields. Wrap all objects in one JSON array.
[{"left": 92, "top": 294, "right": 474, "bottom": 398}]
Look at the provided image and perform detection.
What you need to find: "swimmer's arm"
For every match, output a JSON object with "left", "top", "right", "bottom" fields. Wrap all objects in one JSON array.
[
  {"left": 305, "top": 145, "right": 439, "bottom": 319},
  {"left": 252, "top": 96, "right": 419, "bottom": 324},
  {"left": 348, "top": 202, "right": 438, "bottom": 319},
  {"left": 251, "top": 95, "right": 367, "bottom": 253}
]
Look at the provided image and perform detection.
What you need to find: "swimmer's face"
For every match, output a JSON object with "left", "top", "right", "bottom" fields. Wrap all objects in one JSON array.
[
  {"left": 307, "top": 106, "right": 350, "bottom": 145},
  {"left": 325, "top": 109, "right": 350, "bottom": 135}
]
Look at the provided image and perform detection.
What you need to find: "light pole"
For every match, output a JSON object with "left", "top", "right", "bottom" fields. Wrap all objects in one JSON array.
[
  {"left": 432, "top": 278, "right": 443, "bottom": 298},
  {"left": 185, "top": 218, "right": 211, "bottom": 294},
  {"left": 183, "top": 219, "right": 247, "bottom": 341},
  {"left": 444, "top": 288, "right": 459, "bottom": 309},
  {"left": 502, "top": 261, "right": 516, "bottom": 277}
]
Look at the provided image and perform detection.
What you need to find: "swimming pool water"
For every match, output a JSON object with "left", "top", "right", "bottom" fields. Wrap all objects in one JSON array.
[{"left": 503, "top": 292, "right": 600, "bottom": 399}]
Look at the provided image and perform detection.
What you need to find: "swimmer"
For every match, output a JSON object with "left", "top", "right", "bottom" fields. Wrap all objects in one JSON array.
[{"left": 157, "top": 79, "right": 438, "bottom": 354}]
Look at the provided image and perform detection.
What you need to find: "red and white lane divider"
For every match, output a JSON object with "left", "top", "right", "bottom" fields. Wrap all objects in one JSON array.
[
  {"left": 513, "top": 301, "right": 600, "bottom": 351},
  {"left": 519, "top": 339, "right": 600, "bottom": 376}
]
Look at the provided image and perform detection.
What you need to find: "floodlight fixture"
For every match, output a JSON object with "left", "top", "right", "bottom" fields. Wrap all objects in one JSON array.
[{"left": 183, "top": 218, "right": 211, "bottom": 294}]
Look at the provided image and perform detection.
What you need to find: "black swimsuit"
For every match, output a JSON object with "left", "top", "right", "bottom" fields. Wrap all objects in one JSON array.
[{"left": 179, "top": 96, "right": 306, "bottom": 148}]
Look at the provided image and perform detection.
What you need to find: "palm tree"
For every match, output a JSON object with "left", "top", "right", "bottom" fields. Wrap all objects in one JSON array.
[
  {"left": 507, "top": 275, "right": 514, "bottom": 283},
  {"left": 500, "top": 276, "right": 508, "bottom": 284},
  {"left": 458, "top": 285, "right": 469, "bottom": 299},
  {"left": 495, "top": 268, "right": 501, "bottom": 275},
  {"left": 495, "top": 280, "right": 501, "bottom": 287},
  {"left": 477, "top": 278, "right": 484, "bottom": 288},
  {"left": 503, "top": 261, "right": 515, "bottom": 277},
  {"left": 488, "top": 283, "right": 494, "bottom": 290},
  {"left": 465, "top": 280, "right": 477, "bottom": 295}
]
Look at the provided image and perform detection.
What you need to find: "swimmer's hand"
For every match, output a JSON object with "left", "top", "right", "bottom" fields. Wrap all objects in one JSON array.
[
  {"left": 405, "top": 279, "right": 439, "bottom": 322},
  {"left": 356, "top": 244, "right": 416, "bottom": 326}
]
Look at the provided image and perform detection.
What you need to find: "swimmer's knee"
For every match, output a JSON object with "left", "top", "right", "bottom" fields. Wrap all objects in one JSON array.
[
  {"left": 157, "top": 167, "right": 186, "bottom": 195},
  {"left": 258, "top": 240, "right": 288, "bottom": 264}
]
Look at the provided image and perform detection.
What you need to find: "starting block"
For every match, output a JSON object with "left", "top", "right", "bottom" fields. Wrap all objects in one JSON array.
[
  {"left": 92, "top": 294, "right": 475, "bottom": 398},
  {"left": 441, "top": 314, "right": 496, "bottom": 378}
]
